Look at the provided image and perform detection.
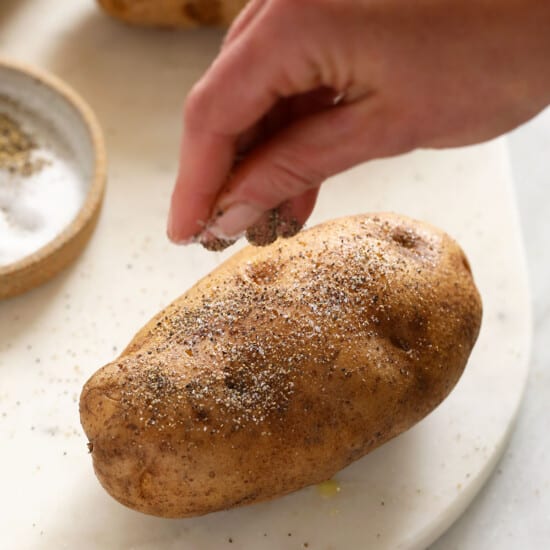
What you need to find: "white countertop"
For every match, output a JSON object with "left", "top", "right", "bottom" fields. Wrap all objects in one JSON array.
[{"left": 431, "top": 109, "right": 550, "bottom": 549}]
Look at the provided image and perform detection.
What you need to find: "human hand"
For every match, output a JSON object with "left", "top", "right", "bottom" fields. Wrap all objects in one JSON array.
[{"left": 168, "top": 0, "right": 550, "bottom": 249}]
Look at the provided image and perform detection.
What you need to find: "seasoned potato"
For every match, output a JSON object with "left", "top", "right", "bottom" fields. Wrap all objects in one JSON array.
[
  {"left": 80, "top": 213, "right": 482, "bottom": 518},
  {"left": 96, "top": 0, "right": 249, "bottom": 27}
]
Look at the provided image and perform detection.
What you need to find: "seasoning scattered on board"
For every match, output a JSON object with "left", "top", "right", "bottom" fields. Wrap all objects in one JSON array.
[{"left": 0, "top": 113, "right": 46, "bottom": 176}]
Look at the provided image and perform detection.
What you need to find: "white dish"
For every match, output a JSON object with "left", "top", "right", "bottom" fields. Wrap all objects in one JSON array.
[{"left": 0, "top": 58, "right": 105, "bottom": 299}]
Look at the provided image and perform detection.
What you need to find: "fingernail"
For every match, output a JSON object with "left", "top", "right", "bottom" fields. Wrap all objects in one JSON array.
[
  {"left": 170, "top": 233, "right": 200, "bottom": 245},
  {"left": 167, "top": 202, "right": 207, "bottom": 245},
  {"left": 208, "top": 202, "right": 264, "bottom": 239},
  {"left": 167, "top": 223, "right": 198, "bottom": 245}
]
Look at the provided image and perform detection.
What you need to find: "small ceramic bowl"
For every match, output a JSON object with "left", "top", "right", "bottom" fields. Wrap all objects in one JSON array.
[{"left": 0, "top": 58, "right": 106, "bottom": 300}]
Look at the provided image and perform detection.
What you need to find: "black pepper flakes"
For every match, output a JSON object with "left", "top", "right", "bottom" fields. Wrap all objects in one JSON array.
[{"left": 0, "top": 112, "right": 45, "bottom": 176}]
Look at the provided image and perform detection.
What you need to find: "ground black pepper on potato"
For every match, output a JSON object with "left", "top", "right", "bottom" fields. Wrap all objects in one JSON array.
[{"left": 80, "top": 212, "right": 482, "bottom": 518}]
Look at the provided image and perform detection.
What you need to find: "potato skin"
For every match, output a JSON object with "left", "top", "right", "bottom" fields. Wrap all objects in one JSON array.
[
  {"left": 80, "top": 213, "right": 482, "bottom": 518},
  {"left": 96, "top": 0, "right": 249, "bottom": 28}
]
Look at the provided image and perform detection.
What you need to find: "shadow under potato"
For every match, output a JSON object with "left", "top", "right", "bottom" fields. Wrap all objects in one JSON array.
[{"left": 35, "top": 430, "right": 424, "bottom": 549}]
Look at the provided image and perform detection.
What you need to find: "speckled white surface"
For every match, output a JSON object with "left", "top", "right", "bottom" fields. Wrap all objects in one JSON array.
[
  {"left": 429, "top": 108, "right": 550, "bottom": 550},
  {"left": 0, "top": 2, "right": 534, "bottom": 549}
]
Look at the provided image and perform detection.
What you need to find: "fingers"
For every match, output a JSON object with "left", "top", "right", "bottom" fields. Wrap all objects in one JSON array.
[
  {"left": 245, "top": 187, "right": 319, "bottom": 246},
  {"left": 284, "top": 186, "right": 319, "bottom": 230},
  {"left": 168, "top": 131, "right": 235, "bottom": 242},
  {"left": 198, "top": 187, "right": 319, "bottom": 251},
  {"left": 236, "top": 87, "right": 342, "bottom": 164},
  {"left": 223, "top": 0, "right": 268, "bottom": 47},
  {"left": 206, "top": 97, "right": 417, "bottom": 240},
  {"left": 168, "top": 5, "right": 323, "bottom": 244}
]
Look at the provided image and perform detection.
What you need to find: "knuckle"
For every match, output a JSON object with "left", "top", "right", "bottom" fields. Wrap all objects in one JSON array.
[{"left": 183, "top": 81, "right": 213, "bottom": 131}]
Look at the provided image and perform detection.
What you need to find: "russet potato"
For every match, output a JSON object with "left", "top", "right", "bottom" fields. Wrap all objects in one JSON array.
[
  {"left": 80, "top": 213, "right": 482, "bottom": 518},
  {"left": 96, "top": 0, "right": 249, "bottom": 27}
]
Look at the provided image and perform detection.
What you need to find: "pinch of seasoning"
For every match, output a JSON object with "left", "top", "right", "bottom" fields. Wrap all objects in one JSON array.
[
  {"left": 0, "top": 113, "right": 45, "bottom": 176},
  {"left": 200, "top": 234, "right": 236, "bottom": 252},
  {"left": 246, "top": 206, "right": 303, "bottom": 246},
  {"left": 246, "top": 208, "right": 280, "bottom": 247}
]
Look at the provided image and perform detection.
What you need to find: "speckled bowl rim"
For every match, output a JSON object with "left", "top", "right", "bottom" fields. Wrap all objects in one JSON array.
[{"left": 0, "top": 58, "right": 106, "bottom": 297}]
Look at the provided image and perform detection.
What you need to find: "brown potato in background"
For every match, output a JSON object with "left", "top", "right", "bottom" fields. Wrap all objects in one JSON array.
[
  {"left": 80, "top": 213, "right": 482, "bottom": 518},
  {"left": 97, "top": 0, "right": 249, "bottom": 27}
]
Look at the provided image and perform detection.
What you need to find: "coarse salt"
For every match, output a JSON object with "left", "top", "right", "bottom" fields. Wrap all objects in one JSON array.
[{"left": 0, "top": 118, "right": 86, "bottom": 267}]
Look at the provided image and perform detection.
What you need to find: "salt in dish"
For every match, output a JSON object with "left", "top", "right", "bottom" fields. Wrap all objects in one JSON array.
[{"left": 0, "top": 58, "right": 105, "bottom": 299}]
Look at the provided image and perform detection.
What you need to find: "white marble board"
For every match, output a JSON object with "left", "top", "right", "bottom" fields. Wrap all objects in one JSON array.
[{"left": 0, "top": 1, "right": 531, "bottom": 549}]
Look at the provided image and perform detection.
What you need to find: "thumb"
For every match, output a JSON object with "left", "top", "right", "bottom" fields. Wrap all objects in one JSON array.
[{"left": 208, "top": 98, "right": 416, "bottom": 240}]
